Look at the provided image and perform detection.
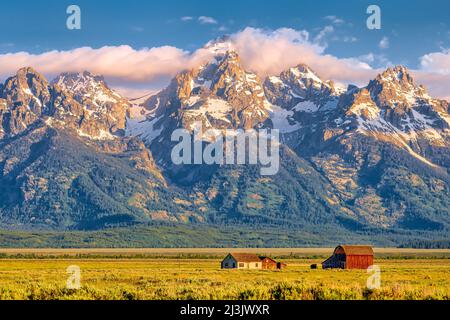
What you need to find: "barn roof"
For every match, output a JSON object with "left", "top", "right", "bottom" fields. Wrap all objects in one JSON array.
[
  {"left": 337, "top": 245, "right": 374, "bottom": 256},
  {"left": 228, "top": 253, "right": 261, "bottom": 262},
  {"left": 260, "top": 256, "right": 277, "bottom": 263}
]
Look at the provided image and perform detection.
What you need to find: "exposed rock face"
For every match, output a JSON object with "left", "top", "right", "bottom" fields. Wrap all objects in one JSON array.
[
  {"left": 1, "top": 67, "right": 53, "bottom": 115},
  {"left": 52, "top": 71, "right": 130, "bottom": 135},
  {"left": 368, "top": 66, "right": 428, "bottom": 110},
  {"left": 267, "top": 64, "right": 450, "bottom": 165},
  {"left": 279, "top": 66, "right": 450, "bottom": 229},
  {"left": 0, "top": 68, "right": 131, "bottom": 140},
  {"left": 261, "top": 64, "right": 344, "bottom": 147},
  {"left": 128, "top": 50, "right": 273, "bottom": 174},
  {"left": 135, "top": 50, "right": 271, "bottom": 140},
  {"left": 0, "top": 67, "right": 52, "bottom": 136},
  {"left": 338, "top": 66, "right": 450, "bottom": 157},
  {"left": 264, "top": 64, "right": 341, "bottom": 111},
  {"left": 0, "top": 98, "right": 6, "bottom": 139}
]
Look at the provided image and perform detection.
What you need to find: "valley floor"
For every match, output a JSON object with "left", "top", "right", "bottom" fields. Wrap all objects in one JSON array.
[{"left": 0, "top": 249, "right": 449, "bottom": 300}]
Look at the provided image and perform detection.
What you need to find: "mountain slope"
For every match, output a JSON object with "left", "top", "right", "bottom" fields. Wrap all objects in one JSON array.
[
  {"left": 125, "top": 50, "right": 449, "bottom": 234},
  {"left": 0, "top": 69, "right": 198, "bottom": 230},
  {"left": 52, "top": 71, "right": 130, "bottom": 136},
  {"left": 276, "top": 66, "right": 450, "bottom": 230},
  {"left": 0, "top": 57, "right": 448, "bottom": 242}
]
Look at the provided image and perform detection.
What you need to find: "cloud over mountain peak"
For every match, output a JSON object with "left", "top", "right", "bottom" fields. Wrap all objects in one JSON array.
[{"left": 0, "top": 28, "right": 448, "bottom": 101}]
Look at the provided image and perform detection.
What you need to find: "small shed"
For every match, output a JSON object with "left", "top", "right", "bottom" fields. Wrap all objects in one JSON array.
[
  {"left": 221, "top": 253, "right": 262, "bottom": 270},
  {"left": 322, "top": 245, "right": 374, "bottom": 270},
  {"left": 260, "top": 257, "right": 278, "bottom": 270},
  {"left": 277, "top": 262, "right": 287, "bottom": 270}
]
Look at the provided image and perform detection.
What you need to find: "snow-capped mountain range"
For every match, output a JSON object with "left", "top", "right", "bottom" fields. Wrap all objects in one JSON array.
[
  {"left": 0, "top": 40, "right": 449, "bottom": 237},
  {"left": 127, "top": 48, "right": 449, "bottom": 170}
]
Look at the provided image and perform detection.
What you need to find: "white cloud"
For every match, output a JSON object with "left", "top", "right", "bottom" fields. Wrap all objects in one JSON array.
[
  {"left": 198, "top": 16, "right": 218, "bottom": 25},
  {"left": 0, "top": 45, "right": 213, "bottom": 84},
  {"left": 0, "top": 27, "right": 376, "bottom": 97},
  {"left": 180, "top": 16, "right": 193, "bottom": 22},
  {"left": 417, "top": 49, "right": 450, "bottom": 100},
  {"left": 324, "top": 15, "right": 345, "bottom": 25},
  {"left": 314, "top": 26, "right": 334, "bottom": 46},
  {"left": 343, "top": 36, "right": 358, "bottom": 43},
  {"left": 218, "top": 26, "right": 228, "bottom": 32},
  {"left": 357, "top": 53, "right": 392, "bottom": 68},
  {"left": 379, "top": 37, "right": 390, "bottom": 49},
  {"left": 0, "top": 27, "right": 448, "bottom": 100},
  {"left": 229, "top": 27, "right": 376, "bottom": 88},
  {"left": 420, "top": 49, "right": 450, "bottom": 74},
  {"left": 181, "top": 16, "right": 218, "bottom": 25},
  {"left": 413, "top": 71, "right": 450, "bottom": 101}
]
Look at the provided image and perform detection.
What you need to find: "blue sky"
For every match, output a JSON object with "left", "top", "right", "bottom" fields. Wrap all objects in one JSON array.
[
  {"left": 1, "top": 0, "right": 449, "bottom": 98},
  {"left": 1, "top": 0, "right": 449, "bottom": 65}
]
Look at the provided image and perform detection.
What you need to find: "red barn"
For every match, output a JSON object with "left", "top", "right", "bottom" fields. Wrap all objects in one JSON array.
[
  {"left": 260, "top": 257, "right": 278, "bottom": 270},
  {"left": 322, "top": 245, "right": 374, "bottom": 270}
]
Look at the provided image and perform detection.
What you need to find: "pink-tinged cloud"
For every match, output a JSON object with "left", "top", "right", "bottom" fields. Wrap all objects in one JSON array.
[
  {"left": 0, "top": 45, "right": 213, "bottom": 83},
  {"left": 0, "top": 27, "right": 377, "bottom": 90},
  {"left": 0, "top": 27, "right": 448, "bottom": 100},
  {"left": 413, "top": 71, "right": 450, "bottom": 101},
  {"left": 420, "top": 50, "right": 450, "bottom": 74},
  {"left": 230, "top": 27, "right": 378, "bottom": 87},
  {"left": 415, "top": 50, "right": 450, "bottom": 101}
]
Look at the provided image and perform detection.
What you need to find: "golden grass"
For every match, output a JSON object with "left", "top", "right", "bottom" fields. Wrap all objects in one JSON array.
[{"left": 0, "top": 257, "right": 448, "bottom": 300}]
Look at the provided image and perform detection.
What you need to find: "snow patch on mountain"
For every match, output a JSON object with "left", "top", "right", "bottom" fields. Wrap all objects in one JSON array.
[
  {"left": 126, "top": 114, "right": 164, "bottom": 144},
  {"left": 268, "top": 104, "right": 302, "bottom": 133}
]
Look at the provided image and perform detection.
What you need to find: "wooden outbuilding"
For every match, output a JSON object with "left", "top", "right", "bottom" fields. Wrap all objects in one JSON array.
[
  {"left": 276, "top": 262, "right": 287, "bottom": 270},
  {"left": 322, "top": 245, "right": 374, "bottom": 270},
  {"left": 260, "top": 257, "right": 278, "bottom": 270}
]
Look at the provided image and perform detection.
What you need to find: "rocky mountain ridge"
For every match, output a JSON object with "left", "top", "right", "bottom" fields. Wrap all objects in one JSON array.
[{"left": 0, "top": 49, "right": 449, "bottom": 236}]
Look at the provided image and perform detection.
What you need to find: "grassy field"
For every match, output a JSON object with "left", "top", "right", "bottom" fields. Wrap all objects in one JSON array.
[{"left": 0, "top": 249, "right": 449, "bottom": 300}]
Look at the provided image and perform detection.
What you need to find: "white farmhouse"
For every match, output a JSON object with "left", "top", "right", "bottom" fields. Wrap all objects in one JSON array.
[{"left": 221, "top": 253, "right": 262, "bottom": 270}]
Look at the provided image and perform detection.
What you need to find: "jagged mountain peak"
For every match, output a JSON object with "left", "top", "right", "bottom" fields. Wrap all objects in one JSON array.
[
  {"left": 6, "top": 66, "right": 50, "bottom": 90},
  {"left": 16, "top": 66, "right": 43, "bottom": 77},
  {"left": 264, "top": 62, "right": 340, "bottom": 118},
  {"left": 52, "top": 71, "right": 123, "bottom": 103},
  {"left": 5, "top": 67, "right": 51, "bottom": 99},
  {"left": 283, "top": 64, "right": 334, "bottom": 89},
  {"left": 203, "top": 35, "right": 234, "bottom": 57},
  {"left": 211, "top": 49, "right": 242, "bottom": 71},
  {"left": 0, "top": 67, "right": 131, "bottom": 141},
  {"left": 377, "top": 65, "right": 414, "bottom": 84},
  {"left": 211, "top": 50, "right": 262, "bottom": 91},
  {"left": 368, "top": 65, "right": 429, "bottom": 106},
  {"left": 54, "top": 71, "right": 106, "bottom": 87},
  {"left": 132, "top": 48, "right": 270, "bottom": 147},
  {"left": 289, "top": 63, "right": 318, "bottom": 76},
  {"left": 219, "top": 49, "right": 240, "bottom": 62},
  {"left": 52, "top": 71, "right": 130, "bottom": 139},
  {"left": 0, "top": 67, "right": 53, "bottom": 121},
  {"left": 266, "top": 62, "right": 337, "bottom": 95},
  {"left": 328, "top": 65, "right": 450, "bottom": 170}
]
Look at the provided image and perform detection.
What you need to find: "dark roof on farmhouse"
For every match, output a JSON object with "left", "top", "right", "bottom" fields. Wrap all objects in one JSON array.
[
  {"left": 338, "top": 245, "right": 374, "bottom": 256},
  {"left": 260, "top": 256, "right": 277, "bottom": 263},
  {"left": 229, "top": 253, "right": 261, "bottom": 262}
]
